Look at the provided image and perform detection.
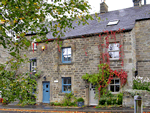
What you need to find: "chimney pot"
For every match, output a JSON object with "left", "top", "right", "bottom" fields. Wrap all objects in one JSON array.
[{"left": 133, "top": 0, "right": 142, "bottom": 7}]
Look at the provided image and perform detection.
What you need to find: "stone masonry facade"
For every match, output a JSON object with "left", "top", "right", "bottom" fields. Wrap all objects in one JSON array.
[
  {"left": 1, "top": 19, "right": 150, "bottom": 106},
  {"left": 18, "top": 26, "right": 138, "bottom": 105},
  {"left": 135, "top": 19, "right": 150, "bottom": 78}
]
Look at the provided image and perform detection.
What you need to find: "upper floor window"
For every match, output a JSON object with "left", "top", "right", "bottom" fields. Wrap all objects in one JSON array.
[
  {"left": 62, "top": 47, "right": 71, "bottom": 63},
  {"left": 109, "top": 78, "right": 120, "bottom": 93},
  {"left": 62, "top": 77, "right": 71, "bottom": 93},
  {"left": 30, "top": 58, "right": 37, "bottom": 73},
  {"left": 108, "top": 43, "right": 119, "bottom": 59},
  {"left": 31, "top": 42, "right": 37, "bottom": 50}
]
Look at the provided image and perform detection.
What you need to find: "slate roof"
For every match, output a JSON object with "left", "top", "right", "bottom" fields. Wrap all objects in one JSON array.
[{"left": 44, "top": 4, "right": 150, "bottom": 40}]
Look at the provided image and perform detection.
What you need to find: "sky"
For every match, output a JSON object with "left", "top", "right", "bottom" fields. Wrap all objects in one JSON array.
[{"left": 88, "top": 0, "right": 150, "bottom": 14}]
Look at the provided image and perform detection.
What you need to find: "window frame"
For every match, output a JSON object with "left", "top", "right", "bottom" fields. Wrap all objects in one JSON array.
[
  {"left": 108, "top": 43, "right": 120, "bottom": 60},
  {"left": 30, "top": 59, "right": 37, "bottom": 73},
  {"left": 107, "top": 20, "right": 120, "bottom": 26},
  {"left": 62, "top": 77, "right": 71, "bottom": 93},
  {"left": 31, "top": 42, "right": 37, "bottom": 50},
  {"left": 62, "top": 47, "right": 72, "bottom": 63},
  {"left": 108, "top": 78, "right": 120, "bottom": 94}
]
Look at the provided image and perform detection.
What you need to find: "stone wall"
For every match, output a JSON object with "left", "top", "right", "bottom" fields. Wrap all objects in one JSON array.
[
  {"left": 123, "top": 89, "right": 150, "bottom": 107},
  {"left": 0, "top": 45, "right": 11, "bottom": 65},
  {"left": 135, "top": 19, "right": 150, "bottom": 78},
  {"left": 18, "top": 29, "right": 136, "bottom": 105}
]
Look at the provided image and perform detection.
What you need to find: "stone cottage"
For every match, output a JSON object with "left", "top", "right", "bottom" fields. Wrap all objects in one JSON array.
[{"left": 18, "top": 0, "right": 150, "bottom": 106}]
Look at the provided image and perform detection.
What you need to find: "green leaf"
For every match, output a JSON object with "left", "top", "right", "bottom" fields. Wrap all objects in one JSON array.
[
  {"left": 25, "top": 41, "right": 31, "bottom": 47},
  {"left": 36, "top": 38, "right": 41, "bottom": 42},
  {"left": 9, "top": 52, "right": 16, "bottom": 56}
]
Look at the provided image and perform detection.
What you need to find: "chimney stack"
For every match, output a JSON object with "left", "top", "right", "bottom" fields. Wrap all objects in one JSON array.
[
  {"left": 133, "top": 0, "right": 142, "bottom": 7},
  {"left": 100, "top": 1, "right": 108, "bottom": 14}
]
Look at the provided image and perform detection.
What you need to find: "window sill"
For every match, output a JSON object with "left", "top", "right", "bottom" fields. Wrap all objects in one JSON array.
[
  {"left": 110, "top": 92, "right": 120, "bottom": 94},
  {"left": 30, "top": 48, "right": 37, "bottom": 51},
  {"left": 109, "top": 58, "right": 120, "bottom": 61},
  {"left": 59, "top": 62, "right": 73, "bottom": 65}
]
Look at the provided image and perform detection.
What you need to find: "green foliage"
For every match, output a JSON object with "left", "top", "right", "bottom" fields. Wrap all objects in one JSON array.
[
  {"left": 54, "top": 102, "right": 62, "bottom": 106},
  {"left": 0, "top": 58, "right": 39, "bottom": 106},
  {"left": 0, "top": 0, "right": 94, "bottom": 106},
  {"left": 117, "top": 92, "right": 123, "bottom": 105},
  {"left": 61, "top": 92, "right": 77, "bottom": 106},
  {"left": 82, "top": 63, "right": 114, "bottom": 99},
  {"left": 0, "top": 0, "right": 93, "bottom": 53},
  {"left": 77, "top": 97, "right": 84, "bottom": 102},
  {"left": 50, "top": 102, "right": 55, "bottom": 106},
  {"left": 99, "top": 91, "right": 123, "bottom": 105},
  {"left": 132, "top": 79, "right": 150, "bottom": 91}
]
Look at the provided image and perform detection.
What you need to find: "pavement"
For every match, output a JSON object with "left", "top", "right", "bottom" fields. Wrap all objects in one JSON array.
[{"left": 0, "top": 103, "right": 150, "bottom": 113}]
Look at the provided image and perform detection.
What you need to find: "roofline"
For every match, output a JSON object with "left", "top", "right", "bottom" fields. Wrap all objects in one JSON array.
[
  {"left": 135, "top": 17, "right": 150, "bottom": 22},
  {"left": 36, "top": 28, "right": 132, "bottom": 43}
]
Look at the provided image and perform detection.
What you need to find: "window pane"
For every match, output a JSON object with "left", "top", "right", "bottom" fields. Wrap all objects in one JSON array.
[
  {"left": 34, "top": 43, "right": 37, "bottom": 49},
  {"left": 63, "top": 48, "right": 68, "bottom": 55},
  {"left": 64, "top": 78, "right": 67, "bottom": 84},
  {"left": 114, "top": 52, "right": 119, "bottom": 58},
  {"left": 115, "top": 79, "right": 120, "bottom": 84},
  {"left": 68, "top": 55, "right": 71, "bottom": 61},
  {"left": 63, "top": 56, "right": 68, "bottom": 61},
  {"left": 68, "top": 48, "right": 71, "bottom": 54},
  {"left": 109, "top": 44, "right": 113, "bottom": 51},
  {"left": 110, "top": 85, "right": 114, "bottom": 92},
  {"left": 34, "top": 61, "right": 37, "bottom": 66},
  {"left": 110, "top": 80, "right": 114, "bottom": 84},
  {"left": 115, "top": 85, "right": 120, "bottom": 92},
  {"left": 68, "top": 85, "right": 71, "bottom": 91},
  {"left": 109, "top": 52, "right": 113, "bottom": 58},
  {"left": 114, "top": 43, "right": 119, "bottom": 50},
  {"left": 109, "top": 52, "right": 119, "bottom": 58},
  {"left": 109, "top": 43, "right": 119, "bottom": 51},
  {"left": 68, "top": 78, "right": 71, "bottom": 84},
  {"left": 63, "top": 86, "right": 67, "bottom": 91}
]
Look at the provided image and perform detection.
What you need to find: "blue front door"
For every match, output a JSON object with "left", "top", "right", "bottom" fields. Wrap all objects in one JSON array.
[{"left": 43, "top": 82, "right": 50, "bottom": 103}]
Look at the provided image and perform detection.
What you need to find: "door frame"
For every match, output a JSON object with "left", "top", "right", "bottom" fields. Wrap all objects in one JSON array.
[{"left": 42, "top": 81, "right": 50, "bottom": 103}]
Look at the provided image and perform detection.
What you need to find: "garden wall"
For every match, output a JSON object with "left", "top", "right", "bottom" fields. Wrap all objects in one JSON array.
[{"left": 123, "top": 89, "right": 150, "bottom": 107}]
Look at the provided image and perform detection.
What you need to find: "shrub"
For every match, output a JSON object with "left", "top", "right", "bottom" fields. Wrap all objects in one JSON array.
[
  {"left": 77, "top": 97, "right": 84, "bottom": 102},
  {"left": 132, "top": 77, "right": 150, "bottom": 91},
  {"left": 99, "top": 97, "right": 106, "bottom": 105},
  {"left": 117, "top": 92, "right": 123, "bottom": 105},
  {"left": 61, "top": 92, "right": 77, "bottom": 106},
  {"left": 99, "top": 91, "right": 123, "bottom": 106},
  {"left": 54, "top": 102, "right": 61, "bottom": 106},
  {"left": 50, "top": 102, "right": 54, "bottom": 106}
]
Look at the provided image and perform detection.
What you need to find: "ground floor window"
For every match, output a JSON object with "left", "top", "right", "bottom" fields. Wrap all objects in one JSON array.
[
  {"left": 109, "top": 78, "right": 120, "bottom": 93},
  {"left": 30, "top": 58, "right": 37, "bottom": 73},
  {"left": 62, "top": 77, "right": 71, "bottom": 93}
]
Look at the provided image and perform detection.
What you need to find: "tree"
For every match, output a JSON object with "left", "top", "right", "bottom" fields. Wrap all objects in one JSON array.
[{"left": 0, "top": 0, "right": 93, "bottom": 105}]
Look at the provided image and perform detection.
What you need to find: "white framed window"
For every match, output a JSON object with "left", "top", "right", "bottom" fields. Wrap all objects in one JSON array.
[
  {"left": 30, "top": 59, "right": 37, "bottom": 73},
  {"left": 108, "top": 43, "right": 119, "bottom": 60},
  {"left": 109, "top": 78, "right": 120, "bottom": 94},
  {"left": 31, "top": 42, "right": 37, "bottom": 50}
]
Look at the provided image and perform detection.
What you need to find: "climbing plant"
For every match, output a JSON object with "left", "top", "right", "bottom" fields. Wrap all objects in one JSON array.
[{"left": 82, "top": 29, "right": 128, "bottom": 100}]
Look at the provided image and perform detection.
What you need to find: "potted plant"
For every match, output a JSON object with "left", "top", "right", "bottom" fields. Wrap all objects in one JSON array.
[{"left": 77, "top": 97, "right": 84, "bottom": 107}]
